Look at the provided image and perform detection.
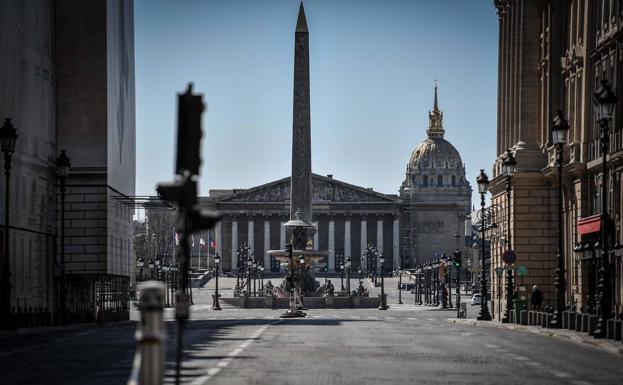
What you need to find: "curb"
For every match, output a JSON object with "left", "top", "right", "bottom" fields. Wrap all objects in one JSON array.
[{"left": 447, "top": 318, "right": 623, "bottom": 355}]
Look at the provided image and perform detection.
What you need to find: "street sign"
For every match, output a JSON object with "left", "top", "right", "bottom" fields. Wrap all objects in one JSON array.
[
  {"left": 495, "top": 267, "right": 503, "bottom": 277},
  {"left": 517, "top": 265, "right": 528, "bottom": 276},
  {"left": 502, "top": 250, "right": 517, "bottom": 265}
]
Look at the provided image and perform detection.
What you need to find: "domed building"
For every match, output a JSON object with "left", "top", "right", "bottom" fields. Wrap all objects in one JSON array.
[{"left": 399, "top": 86, "right": 472, "bottom": 265}]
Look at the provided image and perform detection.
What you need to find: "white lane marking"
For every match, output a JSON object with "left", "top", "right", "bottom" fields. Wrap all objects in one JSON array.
[
  {"left": 484, "top": 344, "right": 499, "bottom": 349},
  {"left": 385, "top": 316, "right": 395, "bottom": 320},
  {"left": 216, "top": 360, "right": 230, "bottom": 368},
  {"left": 460, "top": 332, "right": 474, "bottom": 336},
  {"left": 407, "top": 317, "right": 418, "bottom": 321},
  {"left": 367, "top": 316, "right": 378, "bottom": 320},
  {"left": 228, "top": 348, "right": 243, "bottom": 357},
  {"left": 550, "top": 370, "right": 571, "bottom": 379},
  {"left": 189, "top": 320, "right": 279, "bottom": 385},
  {"left": 350, "top": 315, "right": 360, "bottom": 319}
]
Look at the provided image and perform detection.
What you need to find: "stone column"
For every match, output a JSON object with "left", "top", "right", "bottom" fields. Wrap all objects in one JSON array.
[
  {"left": 393, "top": 218, "right": 399, "bottom": 270},
  {"left": 328, "top": 219, "right": 335, "bottom": 271},
  {"left": 248, "top": 218, "right": 254, "bottom": 255},
  {"left": 344, "top": 219, "right": 351, "bottom": 263},
  {"left": 280, "top": 220, "right": 286, "bottom": 249},
  {"left": 216, "top": 221, "right": 223, "bottom": 262},
  {"left": 377, "top": 217, "right": 384, "bottom": 270},
  {"left": 264, "top": 219, "right": 270, "bottom": 268},
  {"left": 361, "top": 217, "right": 367, "bottom": 272},
  {"left": 313, "top": 221, "right": 319, "bottom": 250},
  {"left": 232, "top": 219, "right": 238, "bottom": 272}
]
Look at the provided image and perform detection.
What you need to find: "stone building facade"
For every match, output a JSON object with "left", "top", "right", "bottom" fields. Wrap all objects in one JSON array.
[
  {"left": 0, "top": 0, "right": 136, "bottom": 321},
  {"left": 490, "top": 0, "right": 623, "bottom": 320}
]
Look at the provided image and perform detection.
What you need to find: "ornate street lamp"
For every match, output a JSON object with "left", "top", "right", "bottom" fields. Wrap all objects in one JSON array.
[
  {"left": 453, "top": 233, "right": 462, "bottom": 312},
  {"left": 0, "top": 118, "right": 17, "bottom": 330},
  {"left": 149, "top": 259, "right": 155, "bottom": 279},
  {"left": 476, "top": 169, "right": 492, "bottom": 321},
  {"left": 502, "top": 148, "right": 516, "bottom": 323},
  {"left": 550, "top": 110, "right": 569, "bottom": 328},
  {"left": 155, "top": 255, "right": 161, "bottom": 280},
  {"left": 55, "top": 150, "right": 71, "bottom": 322},
  {"left": 346, "top": 256, "right": 351, "bottom": 296},
  {"left": 252, "top": 260, "right": 257, "bottom": 297},
  {"left": 397, "top": 253, "right": 403, "bottom": 304},
  {"left": 299, "top": 255, "right": 305, "bottom": 302},
  {"left": 378, "top": 254, "right": 387, "bottom": 310},
  {"left": 213, "top": 254, "right": 221, "bottom": 310},
  {"left": 259, "top": 265, "right": 264, "bottom": 294},
  {"left": 340, "top": 262, "right": 345, "bottom": 292},
  {"left": 432, "top": 259, "right": 441, "bottom": 307},
  {"left": 594, "top": 80, "right": 617, "bottom": 338},
  {"left": 137, "top": 257, "right": 145, "bottom": 282}
]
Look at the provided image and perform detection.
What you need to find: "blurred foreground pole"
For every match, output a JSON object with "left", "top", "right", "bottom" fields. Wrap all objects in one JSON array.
[
  {"left": 157, "top": 84, "right": 220, "bottom": 385},
  {"left": 127, "top": 281, "right": 166, "bottom": 385}
]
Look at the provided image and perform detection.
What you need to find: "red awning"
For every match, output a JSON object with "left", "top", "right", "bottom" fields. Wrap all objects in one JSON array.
[{"left": 577, "top": 214, "right": 602, "bottom": 235}]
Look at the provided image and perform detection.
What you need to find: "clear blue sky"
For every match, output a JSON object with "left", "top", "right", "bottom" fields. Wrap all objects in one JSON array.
[{"left": 135, "top": 0, "right": 498, "bottom": 209}]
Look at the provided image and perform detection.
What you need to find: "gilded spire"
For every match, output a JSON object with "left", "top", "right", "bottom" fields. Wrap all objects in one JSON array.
[
  {"left": 433, "top": 79, "right": 439, "bottom": 112},
  {"left": 296, "top": 2, "right": 308, "bottom": 33},
  {"left": 427, "top": 80, "right": 444, "bottom": 139}
]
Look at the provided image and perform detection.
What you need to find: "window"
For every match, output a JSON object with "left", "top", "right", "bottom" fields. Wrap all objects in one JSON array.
[
  {"left": 452, "top": 175, "right": 456, "bottom": 186},
  {"left": 437, "top": 175, "right": 443, "bottom": 186},
  {"left": 423, "top": 175, "right": 428, "bottom": 186}
]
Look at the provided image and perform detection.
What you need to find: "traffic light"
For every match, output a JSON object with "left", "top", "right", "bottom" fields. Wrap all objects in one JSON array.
[{"left": 452, "top": 250, "right": 462, "bottom": 267}]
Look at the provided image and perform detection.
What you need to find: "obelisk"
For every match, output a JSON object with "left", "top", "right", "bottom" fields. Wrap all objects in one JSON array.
[{"left": 290, "top": 2, "right": 312, "bottom": 224}]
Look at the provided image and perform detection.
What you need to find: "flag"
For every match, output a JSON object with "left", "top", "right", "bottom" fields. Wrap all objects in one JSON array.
[
  {"left": 175, "top": 232, "right": 179, "bottom": 246},
  {"left": 199, "top": 237, "right": 206, "bottom": 247},
  {"left": 209, "top": 235, "right": 216, "bottom": 248},
  {"left": 191, "top": 234, "right": 195, "bottom": 248}
]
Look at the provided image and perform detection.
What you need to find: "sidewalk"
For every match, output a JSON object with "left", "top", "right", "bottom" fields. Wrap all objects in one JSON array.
[
  {"left": 0, "top": 319, "right": 135, "bottom": 340},
  {"left": 447, "top": 317, "right": 623, "bottom": 355}
]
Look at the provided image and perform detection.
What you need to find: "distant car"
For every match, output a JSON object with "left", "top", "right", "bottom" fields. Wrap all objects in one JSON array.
[{"left": 471, "top": 293, "right": 482, "bottom": 306}]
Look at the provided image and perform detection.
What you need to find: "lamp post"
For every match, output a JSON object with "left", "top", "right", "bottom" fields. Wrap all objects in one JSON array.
[
  {"left": 453, "top": 234, "right": 462, "bottom": 309},
  {"left": 357, "top": 267, "right": 362, "bottom": 281},
  {"left": 0, "top": 118, "right": 17, "bottom": 330},
  {"left": 346, "top": 256, "right": 351, "bottom": 296},
  {"left": 252, "top": 261, "right": 257, "bottom": 297},
  {"left": 502, "top": 147, "right": 516, "bottom": 323},
  {"left": 299, "top": 255, "right": 305, "bottom": 303},
  {"left": 432, "top": 259, "right": 440, "bottom": 307},
  {"left": 476, "top": 169, "right": 492, "bottom": 321},
  {"left": 398, "top": 253, "right": 403, "bottom": 304},
  {"left": 213, "top": 254, "right": 221, "bottom": 310},
  {"left": 594, "top": 80, "right": 617, "bottom": 338},
  {"left": 340, "top": 262, "right": 345, "bottom": 292},
  {"left": 259, "top": 266, "right": 264, "bottom": 295},
  {"left": 247, "top": 256, "right": 253, "bottom": 297},
  {"left": 137, "top": 257, "right": 145, "bottom": 282},
  {"left": 56, "top": 150, "right": 71, "bottom": 322},
  {"left": 236, "top": 242, "right": 249, "bottom": 292},
  {"left": 379, "top": 254, "right": 387, "bottom": 310},
  {"left": 149, "top": 259, "right": 155, "bottom": 280},
  {"left": 549, "top": 111, "right": 569, "bottom": 328}
]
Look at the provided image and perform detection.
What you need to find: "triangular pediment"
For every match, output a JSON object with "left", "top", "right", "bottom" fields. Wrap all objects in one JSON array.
[{"left": 216, "top": 174, "right": 398, "bottom": 203}]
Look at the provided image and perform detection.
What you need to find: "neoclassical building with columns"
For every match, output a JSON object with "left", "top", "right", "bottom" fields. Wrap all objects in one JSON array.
[{"left": 202, "top": 174, "right": 402, "bottom": 273}]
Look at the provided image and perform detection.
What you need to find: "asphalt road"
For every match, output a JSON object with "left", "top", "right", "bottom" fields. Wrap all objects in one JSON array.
[{"left": 1, "top": 283, "right": 621, "bottom": 385}]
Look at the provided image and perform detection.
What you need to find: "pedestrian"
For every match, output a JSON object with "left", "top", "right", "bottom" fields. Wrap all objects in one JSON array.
[{"left": 530, "top": 285, "right": 543, "bottom": 310}]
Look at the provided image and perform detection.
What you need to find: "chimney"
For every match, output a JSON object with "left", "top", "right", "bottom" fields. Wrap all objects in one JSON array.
[{"left": 327, "top": 174, "right": 333, "bottom": 179}]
